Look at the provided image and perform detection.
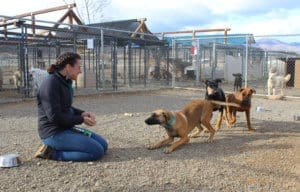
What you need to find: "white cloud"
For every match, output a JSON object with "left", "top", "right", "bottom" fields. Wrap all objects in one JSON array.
[
  {"left": 0, "top": 0, "right": 74, "bottom": 21},
  {"left": 100, "top": 0, "right": 300, "bottom": 36},
  {"left": 1, "top": 0, "right": 300, "bottom": 37},
  {"left": 218, "top": 9, "right": 300, "bottom": 35},
  {"left": 201, "top": 0, "right": 257, "bottom": 14}
]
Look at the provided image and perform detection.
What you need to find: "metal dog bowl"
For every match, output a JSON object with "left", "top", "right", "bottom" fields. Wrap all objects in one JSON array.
[{"left": 0, "top": 154, "right": 20, "bottom": 168}]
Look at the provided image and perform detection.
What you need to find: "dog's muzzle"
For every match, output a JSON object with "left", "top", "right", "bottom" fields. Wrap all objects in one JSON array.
[
  {"left": 241, "top": 96, "right": 250, "bottom": 106},
  {"left": 145, "top": 117, "right": 161, "bottom": 125},
  {"left": 207, "top": 87, "right": 217, "bottom": 96}
]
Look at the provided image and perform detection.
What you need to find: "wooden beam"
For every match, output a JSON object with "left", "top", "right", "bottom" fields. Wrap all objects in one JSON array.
[
  {"left": 68, "top": 12, "right": 73, "bottom": 29},
  {"left": 224, "top": 29, "right": 228, "bottom": 44},
  {"left": 53, "top": 10, "right": 70, "bottom": 29},
  {"left": 154, "top": 28, "right": 231, "bottom": 35},
  {"left": 131, "top": 22, "right": 144, "bottom": 38},
  {"left": 69, "top": 10, "right": 86, "bottom": 32},
  {"left": 36, "top": 10, "right": 85, "bottom": 35},
  {"left": 69, "top": 10, "right": 84, "bottom": 25},
  {"left": 1, "top": 3, "right": 76, "bottom": 22},
  {"left": 137, "top": 18, "right": 147, "bottom": 22},
  {"left": 31, "top": 14, "right": 35, "bottom": 36},
  {"left": 131, "top": 18, "right": 149, "bottom": 38}
]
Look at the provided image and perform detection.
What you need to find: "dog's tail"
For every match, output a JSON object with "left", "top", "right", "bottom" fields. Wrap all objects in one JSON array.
[
  {"left": 210, "top": 100, "right": 240, "bottom": 108},
  {"left": 284, "top": 74, "right": 291, "bottom": 83}
]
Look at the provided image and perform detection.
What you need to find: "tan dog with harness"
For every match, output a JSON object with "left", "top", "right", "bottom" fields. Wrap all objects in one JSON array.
[{"left": 145, "top": 99, "right": 240, "bottom": 153}]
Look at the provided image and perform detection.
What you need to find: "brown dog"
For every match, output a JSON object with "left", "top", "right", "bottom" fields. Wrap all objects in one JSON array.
[
  {"left": 145, "top": 99, "right": 240, "bottom": 153},
  {"left": 225, "top": 87, "right": 256, "bottom": 131}
]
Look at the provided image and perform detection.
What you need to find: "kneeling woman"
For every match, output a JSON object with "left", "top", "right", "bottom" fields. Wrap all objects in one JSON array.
[{"left": 35, "top": 52, "right": 108, "bottom": 161}]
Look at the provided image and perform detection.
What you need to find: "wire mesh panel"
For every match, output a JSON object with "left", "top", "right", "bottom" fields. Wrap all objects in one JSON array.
[
  {"left": 0, "top": 16, "right": 169, "bottom": 99},
  {"left": 0, "top": 43, "right": 19, "bottom": 90},
  {"left": 1, "top": 15, "right": 299, "bottom": 100},
  {"left": 163, "top": 34, "right": 300, "bottom": 98}
]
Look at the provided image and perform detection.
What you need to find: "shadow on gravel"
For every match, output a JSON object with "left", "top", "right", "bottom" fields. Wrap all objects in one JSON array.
[{"left": 102, "top": 119, "right": 299, "bottom": 163}]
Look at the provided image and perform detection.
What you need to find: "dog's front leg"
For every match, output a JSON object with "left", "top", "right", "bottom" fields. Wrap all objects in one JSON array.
[
  {"left": 148, "top": 136, "right": 174, "bottom": 150},
  {"left": 189, "top": 126, "right": 204, "bottom": 138},
  {"left": 202, "top": 120, "right": 215, "bottom": 143},
  {"left": 223, "top": 108, "right": 231, "bottom": 128},
  {"left": 229, "top": 110, "right": 237, "bottom": 126},
  {"left": 164, "top": 136, "right": 189, "bottom": 153},
  {"left": 215, "top": 110, "right": 223, "bottom": 130},
  {"left": 245, "top": 110, "right": 255, "bottom": 131}
]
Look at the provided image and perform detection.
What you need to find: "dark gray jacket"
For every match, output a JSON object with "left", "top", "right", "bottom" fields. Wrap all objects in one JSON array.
[{"left": 37, "top": 72, "right": 84, "bottom": 139}]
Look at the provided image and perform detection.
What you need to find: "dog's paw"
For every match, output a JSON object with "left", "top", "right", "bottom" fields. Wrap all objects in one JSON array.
[
  {"left": 228, "top": 123, "right": 235, "bottom": 128},
  {"left": 147, "top": 145, "right": 157, "bottom": 150},
  {"left": 164, "top": 147, "right": 173, "bottom": 154},
  {"left": 203, "top": 129, "right": 210, "bottom": 133},
  {"left": 226, "top": 124, "right": 232, "bottom": 129},
  {"left": 206, "top": 138, "right": 214, "bottom": 143}
]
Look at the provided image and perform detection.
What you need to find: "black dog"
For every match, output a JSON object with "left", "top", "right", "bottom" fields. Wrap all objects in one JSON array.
[
  {"left": 204, "top": 79, "right": 226, "bottom": 108},
  {"left": 232, "top": 73, "right": 243, "bottom": 91},
  {"left": 203, "top": 79, "right": 226, "bottom": 130}
]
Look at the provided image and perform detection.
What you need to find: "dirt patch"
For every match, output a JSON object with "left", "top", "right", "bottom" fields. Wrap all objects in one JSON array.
[{"left": 0, "top": 90, "right": 299, "bottom": 191}]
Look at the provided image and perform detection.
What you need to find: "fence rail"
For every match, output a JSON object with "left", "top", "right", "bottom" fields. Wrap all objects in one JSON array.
[{"left": 1, "top": 16, "right": 300, "bottom": 100}]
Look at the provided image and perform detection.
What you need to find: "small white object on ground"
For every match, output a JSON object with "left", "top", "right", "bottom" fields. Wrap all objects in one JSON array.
[
  {"left": 124, "top": 113, "right": 133, "bottom": 117},
  {"left": 0, "top": 153, "right": 20, "bottom": 168},
  {"left": 256, "top": 106, "right": 264, "bottom": 112},
  {"left": 256, "top": 106, "right": 271, "bottom": 112}
]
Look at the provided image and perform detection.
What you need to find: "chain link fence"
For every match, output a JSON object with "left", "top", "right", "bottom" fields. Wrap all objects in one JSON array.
[
  {"left": 167, "top": 34, "right": 300, "bottom": 98},
  {"left": 1, "top": 15, "right": 300, "bottom": 101},
  {"left": 0, "top": 16, "right": 170, "bottom": 101}
]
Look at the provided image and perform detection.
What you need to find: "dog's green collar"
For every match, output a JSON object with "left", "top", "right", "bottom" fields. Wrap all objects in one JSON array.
[{"left": 164, "top": 113, "right": 175, "bottom": 130}]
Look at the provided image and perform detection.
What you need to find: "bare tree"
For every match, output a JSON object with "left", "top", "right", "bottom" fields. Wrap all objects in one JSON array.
[{"left": 63, "top": 0, "right": 111, "bottom": 24}]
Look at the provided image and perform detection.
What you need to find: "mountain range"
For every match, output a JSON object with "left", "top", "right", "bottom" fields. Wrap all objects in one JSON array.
[{"left": 253, "top": 38, "right": 300, "bottom": 53}]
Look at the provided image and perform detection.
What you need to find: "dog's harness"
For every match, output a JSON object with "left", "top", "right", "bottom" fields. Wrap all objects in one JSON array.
[{"left": 163, "top": 112, "right": 175, "bottom": 130}]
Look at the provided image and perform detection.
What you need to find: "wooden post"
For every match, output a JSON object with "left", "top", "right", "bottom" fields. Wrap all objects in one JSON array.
[
  {"left": 224, "top": 29, "right": 228, "bottom": 44},
  {"left": 68, "top": 11, "right": 73, "bottom": 30},
  {"left": 31, "top": 14, "right": 35, "bottom": 36}
]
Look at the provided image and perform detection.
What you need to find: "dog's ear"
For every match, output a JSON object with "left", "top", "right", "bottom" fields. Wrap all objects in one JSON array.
[
  {"left": 203, "top": 80, "right": 209, "bottom": 85},
  {"left": 239, "top": 88, "right": 245, "bottom": 92},
  {"left": 251, "top": 89, "right": 256, "bottom": 94},
  {"left": 162, "top": 111, "right": 169, "bottom": 122}
]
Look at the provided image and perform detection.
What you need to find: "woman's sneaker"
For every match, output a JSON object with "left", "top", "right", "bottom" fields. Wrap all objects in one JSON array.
[{"left": 34, "top": 144, "right": 53, "bottom": 159}]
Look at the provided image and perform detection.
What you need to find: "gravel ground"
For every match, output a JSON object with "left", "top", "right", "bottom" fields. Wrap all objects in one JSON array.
[{"left": 0, "top": 89, "right": 299, "bottom": 192}]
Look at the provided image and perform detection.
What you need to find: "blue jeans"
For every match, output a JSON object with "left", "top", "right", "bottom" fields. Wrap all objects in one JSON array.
[{"left": 42, "top": 128, "right": 108, "bottom": 162}]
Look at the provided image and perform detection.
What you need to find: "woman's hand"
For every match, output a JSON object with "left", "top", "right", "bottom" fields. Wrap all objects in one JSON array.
[
  {"left": 82, "top": 112, "right": 96, "bottom": 122},
  {"left": 83, "top": 116, "right": 96, "bottom": 126}
]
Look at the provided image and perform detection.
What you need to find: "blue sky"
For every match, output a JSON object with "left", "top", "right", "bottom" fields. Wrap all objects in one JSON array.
[{"left": 1, "top": 0, "right": 300, "bottom": 36}]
